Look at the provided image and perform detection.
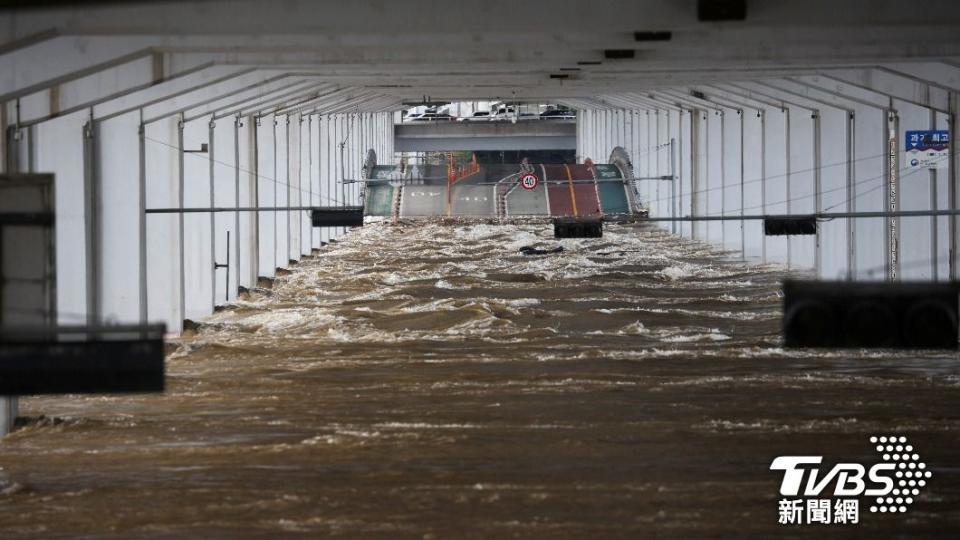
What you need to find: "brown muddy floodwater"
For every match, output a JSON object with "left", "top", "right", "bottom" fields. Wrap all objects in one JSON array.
[{"left": 1, "top": 222, "right": 959, "bottom": 539}]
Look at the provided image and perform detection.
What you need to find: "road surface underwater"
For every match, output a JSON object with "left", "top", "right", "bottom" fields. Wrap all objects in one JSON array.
[{"left": 1, "top": 222, "right": 959, "bottom": 538}]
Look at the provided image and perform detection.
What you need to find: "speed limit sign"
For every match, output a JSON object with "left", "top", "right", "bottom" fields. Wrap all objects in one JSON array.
[{"left": 519, "top": 172, "right": 539, "bottom": 190}]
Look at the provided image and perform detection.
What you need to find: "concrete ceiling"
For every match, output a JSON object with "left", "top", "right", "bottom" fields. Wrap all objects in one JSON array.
[{"left": 2, "top": 0, "right": 960, "bottom": 117}]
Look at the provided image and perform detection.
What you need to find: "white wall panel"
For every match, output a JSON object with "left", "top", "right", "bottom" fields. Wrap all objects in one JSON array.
[
  {"left": 721, "top": 109, "right": 743, "bottom": 253},
  {"left": 32, "top": 110, "right": 88, "bottom": 324},
  {"left": 274, "top": 115, "right": 290, "bottom": 269},
  {"left": 144, "top": 116, "right": 181, "bottom": 330},
  {"left": 787, "top": 108, "right": 816, "bottom": 270},
  {"left": 851, "top": 109, "right": 887, "bottom": 280},
  {"left": 237, "top": 115, "right": 257, "bottom": 289},
  {"left": 256, "top": 114, "right": 276, "bottom": 277},
  {"left": 762, "top": 108, "right": 789, "bottom": 264},
  {"left": 182, "top": 116, "right": 212, "bottom": 320},
  {"left": 212, "top": 118, "right": 238, "bottom": 304},
  {"left": 741, "top": 111, "right": 765, "bottom": 261},
  {"left": 897, "top": 101, "right": 937, "bottom": 280},
  {"left": 95, "top": 110, "right": 141, "bottom": 323},
  {"left": 705, "top": 112, "right": 724, "bottom": 244},
  {"left": 817, "top": 108, "right": 852, "bottom": 279}
]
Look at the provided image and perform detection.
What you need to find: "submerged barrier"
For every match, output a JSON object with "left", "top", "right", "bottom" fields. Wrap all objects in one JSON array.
[{"left": 361, "top": 161, "right": 639, "bottom": 220}]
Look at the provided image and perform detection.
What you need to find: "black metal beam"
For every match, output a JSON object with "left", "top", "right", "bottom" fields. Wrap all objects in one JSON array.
[
  {"left": 311, "top": 207, "right": 364, "bottom": 227},
  {"left": 643, "top": 209, "right": 960, "bottom": 222},
  {"left": 0, "top": 324, "right": 165, "bottom": 394},
  {"left": 783, "top": 281, "right": 960, "bottom": 349},
  {"left": 145, "top": 206, "right": 358, "bottom": 214},
  {"left": 0, "top": 212, "right": 54, "bottom": 226}
]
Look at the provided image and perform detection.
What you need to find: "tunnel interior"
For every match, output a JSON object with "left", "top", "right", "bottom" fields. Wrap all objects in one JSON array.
[{"left": 1, "top": 1, "right": 960, "bottom": 537}]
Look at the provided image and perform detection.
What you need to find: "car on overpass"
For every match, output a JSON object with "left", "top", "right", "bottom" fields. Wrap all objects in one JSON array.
[
  {"left": 409, "top": 111, "right": 456, "bottom": 122},
  {"left": 540, "top": 108, "right": 576, "bottom": 120},
  {"left": 461, "top": 110, "right": 492, "bottom": 121},
  {"left": 490, "top": 106, "right": 516, "bottom": 121}
]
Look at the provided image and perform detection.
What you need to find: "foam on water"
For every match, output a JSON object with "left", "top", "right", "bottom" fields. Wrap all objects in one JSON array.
[{"left": 7, "top": 220, "right": 960, "bottom": 538}]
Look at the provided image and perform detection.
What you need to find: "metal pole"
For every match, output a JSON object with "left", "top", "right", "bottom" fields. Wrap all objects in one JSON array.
[
  {"left": 138, "top": 114, "right": 148, "bottom": 324},
  {"left": 739, "top": 110, "right": 746, "bottom": 259},
  {"left": 225, "top": 230, "right": 230, "bottom": 302},
  {"left": 847, "top": 111, "right": 856, "bottom": 279},
  {"left": 637, "top": 208, "right": 960, "bottom": 221},
  {"left": 83, "top": 115, "right": 100, "bottom": 325},
  {"left": 760, "top": 109, "right": 767, "bottom": 263},
  {"left": 888, "top": 109, "right": 900, "bottom": 281},
  {"left": 704, "top": 112, "right": 710, "bottom": 234},
  {"left": 812, "top": 110, "right": 822, "bottom": 276},
  {"left": 143, "top": 207, "right": 960, "bottom": 220},
  {"left": 950, "top": 94, "right": 958, "bottom": 280},
  {"left": 307, "top": 114, "right": 314, "bottom": 251},
  {"left": 785, "top": 107, "right": 792, "bottom": 268},
  {"left": 930, "top": 107, "right": 939, "bottom": 281},
  {"left": 234, "top": 114, "right": 241, "bottom": 293},
  {"left": 208, "top": 118, "right": 216, "bottom": 311},
  {"left": 252, "top": 116, "right": 260, "bottom": 283},
  {"left": 719, "top": 109, "right": 726, "bottom": 246},
  {"left": 272, "top": 116, "right": 278, "bottom": 273},
  {"left": 932, "top": 166, "right": 939, "bottom": 280},
  {"left": 670, "top": 136, "right": 677, "bottom": 234},
  {"left": 691, "top": 110, "right": 700, "bottom": 240},
  {"left": 147, "top": 206, "right": 361, "bottom": 214},
  {"left": 678, "top": 110, "right": 685, "bottom": 235},
  {"left": 177, "top": 114, "right": 186, "bottom": 326},
  {"left": 286, "top": 115, "right": 292, "bottom": 265}
]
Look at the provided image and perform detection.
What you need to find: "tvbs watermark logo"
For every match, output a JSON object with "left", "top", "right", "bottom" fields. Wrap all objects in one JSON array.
[{"left": 770, "top": 435, "right": 932, "bottom": 526}]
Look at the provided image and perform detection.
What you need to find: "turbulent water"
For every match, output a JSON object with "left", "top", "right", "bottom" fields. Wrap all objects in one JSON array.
[{"left": 1, "top": 222, "right": 959, "bottom": 538}]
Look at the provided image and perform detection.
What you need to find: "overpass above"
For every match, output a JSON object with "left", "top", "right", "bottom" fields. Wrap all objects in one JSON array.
[
  {"left": 394, "top": 120, "right": 576, "bottom": 152},
  {"left": 3, "top": 1, "right": 960, "bottom": 535}
]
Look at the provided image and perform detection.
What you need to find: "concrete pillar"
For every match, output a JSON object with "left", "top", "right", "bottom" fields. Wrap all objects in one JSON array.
[
  {"left": 144, "top": 115, "right": 182, "bottom": 329},
  {"left": 0, "top": 398, "right": 17, "bottom": 436},
  {"left": 181, "top": 115, "right": 213, "bottom": 319},
  {"left": 256, "top": 114, "right": 276, "bottom": 278}
]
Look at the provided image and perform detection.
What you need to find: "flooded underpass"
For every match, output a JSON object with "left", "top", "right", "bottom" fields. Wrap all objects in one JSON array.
[{"left": 1, "top": 222, "right": 959, "bottom": 538}]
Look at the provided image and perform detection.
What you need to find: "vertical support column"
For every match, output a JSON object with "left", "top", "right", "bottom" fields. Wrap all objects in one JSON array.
[
  {"left": 812, "top": 111, "right": 822, "bottom": 276},
  {"left": 886, "top": 108, "right": 900, "bottom": 281},
  {"left": 931, "top": 164, "right": 939, "bottom": 280},
  {"left": 83, "top": 113, "right": 100, "bottom": 325},
  {"left": 784, "top": 107, "right": 792, "bottom": 268},
  {"left": 739, "top": 111, "right": 746, "bottom": 258},
  {"left": 137, "top": 112, "right": 148, "bottom": 323},
  {"left": 846, "top": 111, "right": 856, "bottom": 279},
  {"left": 234, "top": 114, "right": 241, "bottom": 293},
  {"left": 0, "top": 107, "right": 24, "bottom": 435},
  {"left": 285, "top": 115, "right": 293, "bottom": 264},
  {"left": 690, "top": 110, "right": 701, "bottom": 240},
  {"left": 694, "top": 111, "right": 710, "bottom": 234},
  {"left": 677, "top": 110, "right": 685, "bottom": 228},
  {"left": 0, "top": 391, "right": 13, "bottom": 436},
  {"left": 307, "top": 114, "right": 314, "bottom": 251},
  {"left": 0, "top": 102, "right": 8, "bottom": 173},
  {"left": 719, "top": 110, "right": 726, "bottom": 246},
  {"left": 950, "top": 93, "right": 958, "bottom": 280},
  {"left": 272, "top": 116, "right": 278, "bottom": 271},
  {"left": 653, "top": 110, "right": 660, "bottom": 220},
  {"left": 670, "top": 136, "right": 677, "bottom": 234},
  {"left": 5, "top": 100, "right": 21, "bottom": 174},
  {"left": 930, "top": 108, "right": 938, "bottom": 281},
  {"left": 208, "top": 118, "right": 216, "bottom": 308},
  {"left": 760, "top": 109, "right": 767, "bottom": 263},
  {"left": 251, "top": 115, "right": 260, "bottom": 283},
  {"left": 177, "top": 114, "right": 186, "bottom": 324},
  {"left": 339, "top": 116, "right": 347, "bottom": 211}
]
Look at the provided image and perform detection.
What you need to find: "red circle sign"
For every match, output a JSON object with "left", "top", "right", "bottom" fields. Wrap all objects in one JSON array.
[{"left": 520, "top": 172, "right": 539, "bottom": 190}]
